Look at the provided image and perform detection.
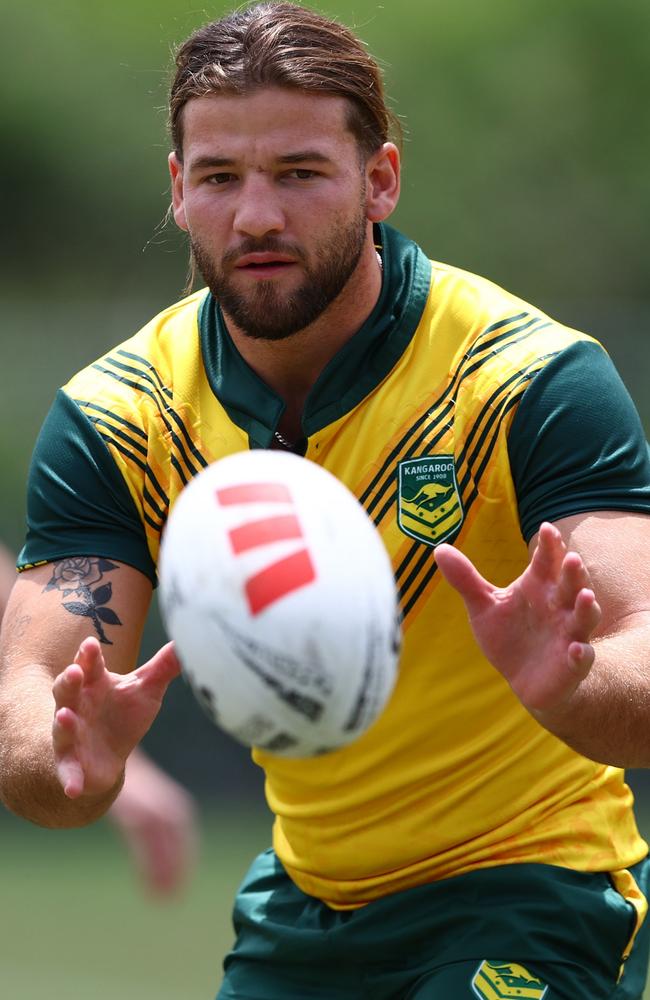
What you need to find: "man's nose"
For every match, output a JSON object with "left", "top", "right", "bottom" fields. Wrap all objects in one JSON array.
[{"left": 233, "top": 175, "right": 285, "bottom": 238}]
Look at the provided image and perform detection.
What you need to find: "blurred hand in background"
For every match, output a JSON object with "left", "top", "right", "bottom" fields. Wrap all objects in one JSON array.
[
  {"left": 108, "top": 745, "right": 199, "bottom": 898},
  {"left": 0, "top": 543, "right": 15, "bottom": 616}
]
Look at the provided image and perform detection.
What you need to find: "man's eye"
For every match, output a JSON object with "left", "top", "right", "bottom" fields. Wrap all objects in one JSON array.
[
  {"left": 290, "top": 169, "right": 316, "bottom": 180},
  {"left": 207, "top": 173, "right": 235, "bottom": 185}
]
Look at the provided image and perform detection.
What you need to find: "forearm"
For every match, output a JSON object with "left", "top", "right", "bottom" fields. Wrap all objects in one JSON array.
[
  {"left": 532, "top": 621, "right": 650, "bottom": 768},
  {"left": 0, "top": 663, "right": 123, "bottom": 828}
]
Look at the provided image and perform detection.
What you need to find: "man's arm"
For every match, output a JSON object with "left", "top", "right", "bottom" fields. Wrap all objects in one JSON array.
[
  {"left": 435, "top": 510, "right": 650, "bottom": 767},
  {"left": 0, "top": 558, "right": 179, "bottom": 828}
]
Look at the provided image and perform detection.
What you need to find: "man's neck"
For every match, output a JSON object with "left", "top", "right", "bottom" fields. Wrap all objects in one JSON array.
[{"left": 223, "top": 237, "right": 383, "bottom": 437}]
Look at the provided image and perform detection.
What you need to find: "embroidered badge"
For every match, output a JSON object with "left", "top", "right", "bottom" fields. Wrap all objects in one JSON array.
[
  {"left": 397, "top": 455, "right": 463, "bottom": 545},
  {"left": 471, "top": 960, "right": 548, "bottom": 1000}
]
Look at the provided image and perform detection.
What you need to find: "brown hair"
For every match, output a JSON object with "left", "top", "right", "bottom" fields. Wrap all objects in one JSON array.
[{"left": 169, "top": 1, "right": 401, "bottom": 160}]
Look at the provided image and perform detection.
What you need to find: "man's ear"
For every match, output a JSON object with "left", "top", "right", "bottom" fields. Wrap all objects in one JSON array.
[
  {"left": 365, "top": 143, "right": 401, "bottom": 223},
  {"left": 168, "top": 152, "right": 188, "bottom": 232}
]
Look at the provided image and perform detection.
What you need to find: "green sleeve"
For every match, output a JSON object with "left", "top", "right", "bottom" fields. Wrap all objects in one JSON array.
[
  {"left": 18, "top": 390, "right": 157, "bottom": 584},
  {"left": 508, "top": 340, "right": 650, "bottom": 542}
]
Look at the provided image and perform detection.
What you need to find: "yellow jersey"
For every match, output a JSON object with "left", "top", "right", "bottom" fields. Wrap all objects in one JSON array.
[{"left": 20, "top": 224, "right": 650, "bottom": 908}]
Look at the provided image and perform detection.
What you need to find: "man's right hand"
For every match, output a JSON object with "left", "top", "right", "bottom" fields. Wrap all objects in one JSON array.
[{"left": 52, "top": 636, "right": 181, "bottom": 799}]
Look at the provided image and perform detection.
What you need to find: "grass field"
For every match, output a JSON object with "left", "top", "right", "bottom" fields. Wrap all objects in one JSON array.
[
  {"left": 3, "top": 789, "right": 650, "bottom": 999},
  {"left": 0, "top": 804, "right": 272, "bottom": 1000}
]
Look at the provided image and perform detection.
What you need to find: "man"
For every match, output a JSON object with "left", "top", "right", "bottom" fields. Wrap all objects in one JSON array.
[
  {"left": 0, "top": 543, "right": 198, "bottom": 898},
  {"left": 1, "top": 2, "right": 650, "bottom": 996}
]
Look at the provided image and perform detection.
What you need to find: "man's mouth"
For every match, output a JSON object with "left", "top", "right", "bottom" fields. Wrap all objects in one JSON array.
[{"left": 235, "top": 252, "right": 296, "bottom": 273}]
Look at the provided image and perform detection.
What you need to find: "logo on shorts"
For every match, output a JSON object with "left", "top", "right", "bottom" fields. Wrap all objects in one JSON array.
[
  {"left": 471, "top": 960, "right": 548, "bottom": 1000},
  {"left": 397, "top": 455, "right": 463, "bottom": 545}
]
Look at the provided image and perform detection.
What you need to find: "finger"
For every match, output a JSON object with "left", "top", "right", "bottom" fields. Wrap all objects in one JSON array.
[
  {"left": 52, "top": 708, "right": 85, "bottom": 797},
  {"left": 556, "top": 551, "right": 592, "bottom": 607},
  {"left": 134, "top": 642, "right": 182, "bottom": 696},
  {"left": 56, "top": 754, "right": 86, "bottom": 799},
  {"left": 567, "top": 639, "right": 595, "bottom": 682},
  {"left": 573, "top": 587, "right": 602, "bottom": 638},
  {"left": 52, "top": 664, "right": 85, "bottom": 709},
  {"left": 52, "top": 705, "right": 78, "bottom": 753},
  {"left": 434, "top": 544, "right": 495, "bottom": 614},
  {"left": 530, "top": 522, "right": 566, "bottom": 581},
  {"left": 74, "top": 635, "right": 106, "bottom": 683}
]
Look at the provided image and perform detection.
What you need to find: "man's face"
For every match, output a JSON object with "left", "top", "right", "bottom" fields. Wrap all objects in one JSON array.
[{"left": 169, "top": 88, "right": 373, "bottom": 340}]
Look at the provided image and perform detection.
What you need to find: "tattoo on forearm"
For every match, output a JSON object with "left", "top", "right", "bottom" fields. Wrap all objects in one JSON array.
[
  {"left": 12, "top": 613, "right": 32, "bottom": 641},
  {"left": 44, "top": 558, "right": 122, "bottom": 644}
]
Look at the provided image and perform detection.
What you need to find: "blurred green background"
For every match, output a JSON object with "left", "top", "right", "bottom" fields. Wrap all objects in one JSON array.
[{"left": 2, "top": 0, "right": 650, "bottom": 996}]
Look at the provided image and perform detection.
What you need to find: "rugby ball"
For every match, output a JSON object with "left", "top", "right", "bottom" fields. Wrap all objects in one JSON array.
[{"left": 158, "top": 449, "right": 401, "bottom": 757}]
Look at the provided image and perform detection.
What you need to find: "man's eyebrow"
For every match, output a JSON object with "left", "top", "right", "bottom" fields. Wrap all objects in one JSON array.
[
  {"left": 277, "top": 151, "right": 333, "bottom": 164},
  {"left": 187, "top": 151, "right": 334, "bottom": 172},
  {"left": 188, "top": 156, "right": 235, "bottom": 172}
]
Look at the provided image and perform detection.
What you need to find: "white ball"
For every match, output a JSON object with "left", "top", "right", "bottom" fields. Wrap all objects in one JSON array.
[{"left": 158, "top": 449, "right": 401, "bottom": 757}]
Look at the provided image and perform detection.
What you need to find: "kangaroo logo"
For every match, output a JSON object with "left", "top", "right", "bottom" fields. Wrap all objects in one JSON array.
[
  {"left": 411, "top": 481, "right": 454, "bottom": 510},
  {"left": 215, "top": 481, "right": 316, "bottom": 615},
  {"left": 397, "top": 455, "right": 463, "bottom": 545},
  {"left": 471, "top": 960, "right": 548, "bottom": 1000}
]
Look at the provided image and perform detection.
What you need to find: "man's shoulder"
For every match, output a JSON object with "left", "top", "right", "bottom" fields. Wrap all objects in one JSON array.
[
  {"left": 62, "top": 289, "right": 208, "bottom": 412},
  {"left": 423, "top": 258, "right": 599, "bottom": 362}
]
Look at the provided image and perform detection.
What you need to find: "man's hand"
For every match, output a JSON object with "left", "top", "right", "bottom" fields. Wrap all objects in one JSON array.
[
  {"left": 434, "top": 522, "right": 602, "bottom": 714},
  {"left": 108, "top": 748, "right": 199, "bottom": 898},
  {"left": 52, "top": 637, "right": 181, "bottom": 799}
]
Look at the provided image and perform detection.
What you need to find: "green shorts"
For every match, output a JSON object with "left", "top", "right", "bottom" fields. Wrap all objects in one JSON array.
[{"left": 216, "top": 850, "right": 650, "bottom": 999}]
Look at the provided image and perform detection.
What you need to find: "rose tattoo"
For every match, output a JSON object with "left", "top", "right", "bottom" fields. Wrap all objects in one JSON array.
[{"left": 44, "top": 557, "right": 122, "bottom": 644}]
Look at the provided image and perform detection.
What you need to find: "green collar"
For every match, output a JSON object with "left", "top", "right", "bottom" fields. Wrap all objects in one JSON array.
[{"left": 199, "top": 223, "right": 431, "bottom": 448}]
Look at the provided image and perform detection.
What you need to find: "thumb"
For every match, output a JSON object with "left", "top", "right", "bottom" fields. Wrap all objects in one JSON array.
[
  {"left": 135, "top": 642, "right": 182, "bottom": 698},
  {"left": 434, "top": 543, "right": 494, "bottom": 614}
]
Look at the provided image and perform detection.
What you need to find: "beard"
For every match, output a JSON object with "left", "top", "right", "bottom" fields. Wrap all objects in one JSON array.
[{"left": 190, "top": 202, "right": 368, "bottom": 341}]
